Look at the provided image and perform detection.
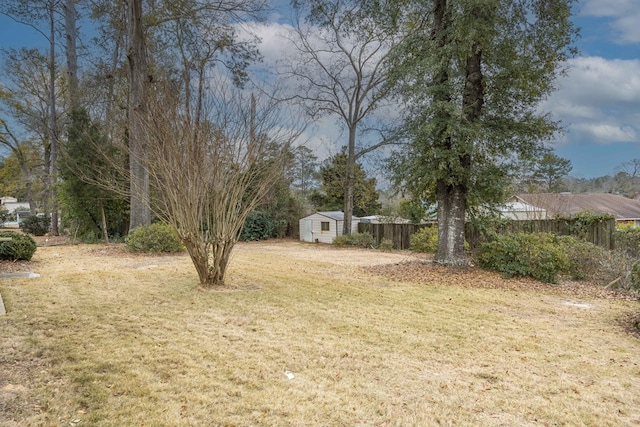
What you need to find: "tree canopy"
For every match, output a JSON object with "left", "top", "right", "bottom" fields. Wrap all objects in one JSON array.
[
  {"left": 389, "top": 0, "right": 577, "bottom": 265},
  {"left": 311, "top": 150, "right": 381, "bottom": 217}
]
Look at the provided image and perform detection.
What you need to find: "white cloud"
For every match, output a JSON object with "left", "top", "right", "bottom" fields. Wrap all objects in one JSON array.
[
  {"left": 580, "top": 0, "right": 640, "bottom": 43},
  {"left": 572, "top": 123, "right": 637, "bottom": 143},
  {"left": 546, "top": 56, "right": 640, "bottom": 146}
]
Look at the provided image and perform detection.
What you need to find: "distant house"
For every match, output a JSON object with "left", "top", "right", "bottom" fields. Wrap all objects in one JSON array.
[
  {"left": 0, "top": 196, "right": 30, "bottom": 213},
  {"left": 299, "top": 211, "right": 359, "bottom": 244},
  {"left": 358, "top": 215, "right": 410, "bottom": 224},
  {"left": 513, "top": 193, "right": 640, "bottom": 226},
  {"left": 498, "top": 200, "right": 547, "bottom": 220}
]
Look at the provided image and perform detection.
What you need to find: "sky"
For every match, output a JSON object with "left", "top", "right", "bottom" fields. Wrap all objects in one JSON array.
[{"left": 0, "top": 0, "right": 639, "bottom": 180}]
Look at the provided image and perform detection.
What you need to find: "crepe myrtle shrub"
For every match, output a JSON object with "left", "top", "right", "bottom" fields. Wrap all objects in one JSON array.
[
  {"left": 0, "top": 231, "right": 37, "bottom": 261},
  {"left": 333, "top": 232, "right": 375, "bottom": 248},
  {"left": 478, "top": 232, "right": 569, "bottom": 284},
  {"left": 125, "top": 222, "right": 184, "bottom": 253},
  {"left": 19, "top": 215, "right": 50, "bottom": 236}
]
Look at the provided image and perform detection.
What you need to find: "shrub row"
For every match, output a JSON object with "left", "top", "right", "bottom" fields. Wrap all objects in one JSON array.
[
  {"left": 477, "top": 231, "right": 638, "bottom": 287},
  {"left": 333, "top": 232, "right": 375, "bottom": 248}
]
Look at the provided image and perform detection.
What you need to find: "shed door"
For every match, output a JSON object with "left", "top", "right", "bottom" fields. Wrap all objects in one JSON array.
[{"left": 303, "top": 219, "right": 313, "bottom": 242}]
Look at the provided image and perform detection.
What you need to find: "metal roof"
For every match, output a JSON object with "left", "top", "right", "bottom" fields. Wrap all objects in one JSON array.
[
  {"left": 515, "top": 193, "right": 640, "bottom": 220},
  {"left": 315, "top": 211, "right": 360, "bottom": 221}
]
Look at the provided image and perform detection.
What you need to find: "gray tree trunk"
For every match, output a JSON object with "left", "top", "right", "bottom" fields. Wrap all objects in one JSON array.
[
  {"left": 434, "top": 182, "right": 467, "bottom": 265},
  {"left": 64, "top": 0, "right": 78, "bottom": 108},
  {"left": 48, "top": 0, "right": 59, "bottom": 235},
  {"left": 342, "top": 125, "right": 357, "bottom": 235},
  {"left": 127, "top": 0, "right": 151, "bottom": 230}
]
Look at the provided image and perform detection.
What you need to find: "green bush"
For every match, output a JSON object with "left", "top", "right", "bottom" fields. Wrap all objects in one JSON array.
[
  {"left": 378, "top": 238, "right": 394, "bottom": 251},
  {"left": 615, "top": 226, "right": 640, "bottom": 258},
  {"left": 0, "top": 231, "right": 37, "bottom": 261},
  {"left": 410, "top": 226, "right": 438, "bottom": 253},
  {"left": 478, "top": 232, "right": 569, "bottom": 284},
  {"left": 556, "top": 236, "right": 607, "bottom": 281},
  {"left": 19, "top": 215, "right": 50, "bottom": 236},
  {"left": 0, "top": 206, "right": 9, "bottom": 225},
  {"left": 333, "top": 232, "right": 375, "bottom": 248},
  {"left": 125, "top": 222, "right": 184, "bottom": 253},
  {"left": 240, "top": 210, "right": 276, "bottom": 241}
]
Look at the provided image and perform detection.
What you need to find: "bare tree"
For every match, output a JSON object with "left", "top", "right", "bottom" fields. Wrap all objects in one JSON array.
[
  {"left": 142, "top": 81, "right": 302, "bottom": 286},
  {"left": 284, "top": 0, "right": 404, "bottom": 235}
]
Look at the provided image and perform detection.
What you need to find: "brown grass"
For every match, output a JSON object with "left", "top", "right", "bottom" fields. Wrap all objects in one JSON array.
[{"left": 1, "top": 240, "right": 639, "bottom": 426}]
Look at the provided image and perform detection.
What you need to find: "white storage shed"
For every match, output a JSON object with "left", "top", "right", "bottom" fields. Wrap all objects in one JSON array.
[{"left": 299, "top": 211, "right": 360, "bottom": 244}]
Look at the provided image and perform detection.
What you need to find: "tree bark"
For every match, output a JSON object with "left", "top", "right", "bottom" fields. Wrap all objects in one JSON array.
[
  {"left": 127, "top": 0, "right": 151, "bottom": 230},
  {"left": 64, "top": 0, "right": 78, "bottom": 108},
  {"left": 48, "top": 0, "right": 59, "bottom": 235},
  {"left": 343, "top": 125, "right": 357, "bottom": 235},
  {"left": 435, "top": 181, "right": 467, "bottom": 265},
  {"left": 431, "top": 0, "right": 484, "bottom": 266},
  {"left": 99, "top": 200, "right": 110, "bottom": 244}
]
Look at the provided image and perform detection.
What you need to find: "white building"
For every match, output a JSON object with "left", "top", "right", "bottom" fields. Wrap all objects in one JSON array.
[{"left": 299, "top": 211, "right": 360, "bottom": 244}]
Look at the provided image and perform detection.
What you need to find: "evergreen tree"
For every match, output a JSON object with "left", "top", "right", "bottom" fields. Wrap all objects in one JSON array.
[
  {"left": 390, "top": 0, "right": 577, "bottom": 265},
  {"left": 311, "top": 150, "right": 381, "bottom": 217},
  {"left": 59, "top": 109, "right": 126, "bottom": 242}
]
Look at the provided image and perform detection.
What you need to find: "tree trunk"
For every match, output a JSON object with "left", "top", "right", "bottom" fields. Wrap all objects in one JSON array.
[
  {"left": 127, "top": 0, "right": 151, "bottom": 230},
  {"left": 182, "top": 235, "right": 231, "bottom": 287},
  {"left": 434, "top": 181, "right": 467, "bottom": 265},
  {"left": 343, "top": 125, "right": 357, "bottom": 235},
  {"left": 100, "top": 200, "right": 110, "bottom": 244},
  {"left": 64, "top": 0, "right": 78, "bottom": 108},
  {"left": 48, "top": 0, "right": 59, "bottom": 235}
]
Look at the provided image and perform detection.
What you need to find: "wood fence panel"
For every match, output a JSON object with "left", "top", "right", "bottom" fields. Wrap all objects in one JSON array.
[{"left": 360, "top": 218, "right": 615, "bottom": 251}]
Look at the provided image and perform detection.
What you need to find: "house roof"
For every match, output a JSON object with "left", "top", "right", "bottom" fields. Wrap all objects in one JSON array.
[
  {"left": 315, "top": 211, "right": 359, "bottom": 221},
  {"left": 515, "top": 193, "right": 640, "bottom": 220},
  {"left": 499, "top": 201, "right": 545, "bottom": 213}
]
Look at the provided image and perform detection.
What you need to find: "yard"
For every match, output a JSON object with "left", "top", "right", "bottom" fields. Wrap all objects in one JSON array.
[{"left": 1, "top": 240, "right": 639, "bottom": 426}]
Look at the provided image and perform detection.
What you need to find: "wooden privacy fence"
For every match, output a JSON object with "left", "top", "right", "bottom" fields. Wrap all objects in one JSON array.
[
  {"left": 359, "top": 218, "right": 616, "bottom": 250},
  {"left": 358, "top": 223, "right": 430, "bottom": 250},
  {"left": 465, "top": 218, "right": 616, "bottom": 250}
]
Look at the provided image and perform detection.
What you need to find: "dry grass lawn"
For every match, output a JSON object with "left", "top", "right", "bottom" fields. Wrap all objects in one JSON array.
[{"left": 1, "top": 240, "right": 639, "bottom": 426}]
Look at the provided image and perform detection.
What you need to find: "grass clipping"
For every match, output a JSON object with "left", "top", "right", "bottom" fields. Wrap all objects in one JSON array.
[{"left": 0, "top": 241, "right": 639, "bottom": 426}]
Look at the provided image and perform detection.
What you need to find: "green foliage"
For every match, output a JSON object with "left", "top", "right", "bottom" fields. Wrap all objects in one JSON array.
[
  {"left": 333, "top": 232, "right": 375, "bottom": 248},
  {"left": 378, "top": 238, "right": 394, "bottom": 251},
  {"left": 479, "top": 232, "right": 569, "bottom": 284},
  {"left": 387, "top": 0, "right": 577, "bottom": 263},
  {"left": 614, "top": 226, "right": 640, "bottom": 258},
  {"left": 0, "top": 205, "right": 8, "bottom": 225},
  {"left": 566, "top": 211, "right": 615, "bottom": 239},
  {"left": 240, "top": 210, "right": 278, "bottom": 241},
  {"left": 19, "top": 215, "right": 50, "bottom": 236},
  {"left": 59, "top": 109, "right": 127, "bottom": 241},
  {"left": 410, "top": 226, "right": 438, "bottom": 253},
  {"left": 125, "top": 223, "right": 184, "bottom": 253},
  {"left": 0, "top": 231, "right": 37, "bottom": 261},
  {"left": 556, "top": 236, "right": 607, "bottom": 281},
  {"left": 311, "top": 150, "right": 381, "bottom": 217},
  {"left": 397, "top": 198, "right": 427, "bottom": 224}
]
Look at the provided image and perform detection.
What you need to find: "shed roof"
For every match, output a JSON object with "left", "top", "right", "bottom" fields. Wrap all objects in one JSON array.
[
  {"left": 308, "top": 211, "right": 359, "bottom": 221},
  {"left": 515, "top": 193, "right": 640, "bottom": 220}
]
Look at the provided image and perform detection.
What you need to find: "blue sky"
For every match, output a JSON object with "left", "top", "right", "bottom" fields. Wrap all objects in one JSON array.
[{"left": 1, "top": 0, "right": 639, "bottom": 179}]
